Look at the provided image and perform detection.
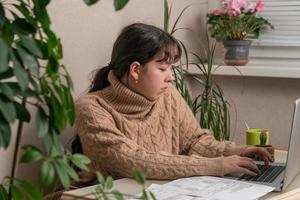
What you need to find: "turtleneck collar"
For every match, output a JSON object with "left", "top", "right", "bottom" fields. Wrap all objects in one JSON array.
[{"left": 100, "top": 71, "right": 157, "bottom": 117}]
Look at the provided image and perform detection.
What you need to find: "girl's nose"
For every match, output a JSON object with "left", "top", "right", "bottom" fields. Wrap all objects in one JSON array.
[{"left": 166, "top": 71, "right": 174, "bottom": 83}]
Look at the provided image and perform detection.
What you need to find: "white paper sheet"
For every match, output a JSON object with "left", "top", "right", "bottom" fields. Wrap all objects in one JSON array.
[{"left": 143, "top": 176, "right": 274, "bottom": 200}]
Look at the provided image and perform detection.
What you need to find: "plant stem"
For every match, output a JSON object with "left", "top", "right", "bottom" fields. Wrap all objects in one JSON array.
[{"left": 8, "top": 97, "right": 26, "bottom": 200}]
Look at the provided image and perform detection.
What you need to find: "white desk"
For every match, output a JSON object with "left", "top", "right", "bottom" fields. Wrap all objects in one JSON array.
[{"left": 62, "top": 150, "right": 300, "bottom": 200}]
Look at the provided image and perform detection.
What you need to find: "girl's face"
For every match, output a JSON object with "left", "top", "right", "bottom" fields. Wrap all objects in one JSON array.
[{"left": 137, "top": 57, "right": 174, "bottom": 101}]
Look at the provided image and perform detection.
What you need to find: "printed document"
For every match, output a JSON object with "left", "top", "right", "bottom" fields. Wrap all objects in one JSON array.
[{"left": 140, "top": 176, "right": 274, "bottom": 200}]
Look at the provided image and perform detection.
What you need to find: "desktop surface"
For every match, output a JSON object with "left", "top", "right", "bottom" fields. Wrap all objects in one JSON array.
[{"left": 61, "top": 150, "right": 300, "bottom": 200}]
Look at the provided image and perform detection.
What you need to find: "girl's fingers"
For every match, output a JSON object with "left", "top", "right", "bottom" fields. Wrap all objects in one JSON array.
[{"left": 237, "top": 167, "right": 258, "bottom": 177}]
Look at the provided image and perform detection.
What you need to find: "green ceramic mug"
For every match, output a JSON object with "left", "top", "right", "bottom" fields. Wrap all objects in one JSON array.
[{"left": 246, "top": 128, "right": 270, "bottom": 146}]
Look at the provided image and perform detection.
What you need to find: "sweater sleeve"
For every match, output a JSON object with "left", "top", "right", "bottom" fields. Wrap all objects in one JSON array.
[
  {"left": 172, "top": 88, "right": 248, "bottom": 158},
  {"left": 75, "top": 96, "right": 225, "bottom": 180}
]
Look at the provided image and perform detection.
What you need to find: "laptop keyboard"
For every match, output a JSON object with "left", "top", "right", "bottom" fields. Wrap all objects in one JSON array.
[{"left": 238, "top": 164, "right": 285, "bottom": 183}]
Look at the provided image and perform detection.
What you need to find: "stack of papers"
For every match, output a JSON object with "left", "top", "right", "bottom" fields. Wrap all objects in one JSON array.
[{"left": 133, "top": 176, "right": 274, "bottom": 200}]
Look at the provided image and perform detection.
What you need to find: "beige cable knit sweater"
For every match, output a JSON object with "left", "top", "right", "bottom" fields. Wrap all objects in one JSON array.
[{"left": 75, "top": 71, "right": 247, "bottom": 180}]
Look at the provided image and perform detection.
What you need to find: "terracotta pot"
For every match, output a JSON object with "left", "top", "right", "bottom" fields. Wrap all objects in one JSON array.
[{"left": 223, "top": 40, "right": 252, "bottom": 66}]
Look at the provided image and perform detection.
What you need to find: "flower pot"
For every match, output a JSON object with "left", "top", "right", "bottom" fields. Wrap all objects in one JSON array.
[{"left": 223, "top": 40, "right": 252, "bottom": 66}]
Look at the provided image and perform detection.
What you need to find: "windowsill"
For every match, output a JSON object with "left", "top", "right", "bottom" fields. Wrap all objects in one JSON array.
[{"left": 188, "top": 64, "right": 300, "bottom": 79}]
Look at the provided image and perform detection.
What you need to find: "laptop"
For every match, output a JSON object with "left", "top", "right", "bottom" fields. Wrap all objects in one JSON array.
[{"left": 229, "top": 98, "right": 300, "bottom": 191}]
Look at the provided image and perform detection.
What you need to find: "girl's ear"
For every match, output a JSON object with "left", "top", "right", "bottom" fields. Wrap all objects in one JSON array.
[{"left": 129, "top": 61, "right": 141, "bottom": 81}]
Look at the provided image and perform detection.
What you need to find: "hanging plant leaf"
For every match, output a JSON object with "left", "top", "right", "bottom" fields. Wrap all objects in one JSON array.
[
  {"left": 14, "top": 101, "right": 31, "bottom": 122},
  {"left": 12, "top": 61, "right": 29, "bottom": 92},
  {"left": 16, "top": 44, "right": 39, "bottom": 76},
  {"left": 18, "top": 180, "right": 42, "bottom": 200},
  {"left": 84, "top": 0, "right": 99, "bottom": 6},
  {"left": 0, "top": 83, "right": 14, "bottom": 100},
  {"left": 0, "top": 184, "right": 8, "bottom": 200},
  {"left": 40, "top": 159, "right": 55, "bottom": 187},
  {"left": 114, "top": 0, "right": 129, "bottom": 11},
  {"left": 36, "top": 106, "right": 49, "bottom": 138},
  {"left": 0, "top": 3, "right": 5, "bottom": 28},
  {"left": 20, "top": 145, "right": 43, "bottom": 163},
  {"left": 34, "top": 4, "right": 50, "bottom": 30},
  {"left": 19, "top": 36, "right": 44, "bottom": 58},
  {"left": 0, "top": 68, "right": 13, "bottom": 80},
  {"left": 12, "top": 3, "right": 33, "bottom": 24},
  {"left": 0, "top": 38, "right": 9, "bottom": 73},
  {"left": 0, "top": 118, "right": 11, "bottom": 149},
  {"left": 54, "top": 160, "right": 70, "bottom": 189},
  {"left": 11, "top": 185, "right": 24, "bottom": 200},
  {"left": 2, "top": 20, "right": 14, "bottom": 44},
  {"left": 11, "top": 18, "right": 36, "bottom": 35},
  {"left": 46, "top": 55, "right": 59, "bottom": 77},
  {"left": 0, "top": 95, "right": 17, "bottom": 123}
]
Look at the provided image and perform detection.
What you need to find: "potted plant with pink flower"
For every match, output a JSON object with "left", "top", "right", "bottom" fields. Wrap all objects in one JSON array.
[{"left": 207, "top": 0, "right": 273, "bottom": 65}]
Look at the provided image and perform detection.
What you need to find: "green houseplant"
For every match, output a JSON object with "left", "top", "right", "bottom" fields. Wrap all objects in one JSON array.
[
  {"left": 207, "top": 0, "right": 273, "bottom": 65},
  {"left": 0, "top": 0, "right": 130, "bottom": 199},
  {"left": 164, "top": 0, "right": 230, "bottom": 140}
]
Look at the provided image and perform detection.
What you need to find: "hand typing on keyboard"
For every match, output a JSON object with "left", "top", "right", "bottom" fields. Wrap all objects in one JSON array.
[
  {"left": 223, "top": 146, "right": 274, "bottom": 177},
  {"left": 241, "top": 146, "right": 275, "bottom": 167}
]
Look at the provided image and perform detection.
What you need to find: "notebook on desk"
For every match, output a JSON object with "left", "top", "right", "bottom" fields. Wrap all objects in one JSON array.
[{"left": 229, "top": 98, "right": 300, "bottom": 191}]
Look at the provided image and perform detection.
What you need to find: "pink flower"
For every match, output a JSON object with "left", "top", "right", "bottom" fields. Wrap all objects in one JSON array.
[
  {"left": 228, "top": 0, "right": 247, "bottom": 10},
  {"left": 255, "top": 1, "right": 265, "bottom": 12},
  {"left": 246, "top": 2, "right": 256, "bottom": 13},
  {"left": 211, "top": 10, "right": 223, "bottom": 16},
  {"left": 225, "top": 0, "right": 248, "bottom": 16}
]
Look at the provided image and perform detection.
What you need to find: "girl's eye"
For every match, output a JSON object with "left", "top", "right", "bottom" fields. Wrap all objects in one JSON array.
[{"left": 159, "top": 68, "right": 167, "bottom": 71}]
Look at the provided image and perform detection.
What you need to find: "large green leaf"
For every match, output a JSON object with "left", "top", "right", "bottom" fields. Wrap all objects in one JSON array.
[
  {"left": 6, "top": 82, "right": 36, "bottom": 97},
  {"left": 0, "top": 3, "right": 5, "bottom": 28},
  {"left": 40, "top": 159, "right": 55, "bottom": 187},
  {"left": 132, "top": 169, "right": 146, "bottom": 185},
  {"left": 0, "top": 83, "right": 14, "bottom": 100},
  {"left": 0, "top": 118, "right": 11, "bottom": 149},
  {"left": 10, "top": 49, "right": 29, "bottom": 91},
  {"left": 114, "top": 0, "right": 129, "bottom": 11},
  {"left": 70, "top": 154, "right": 91, "bottom": 171},
  {"left": 20, "top": 145, "right": 43, "bottom": 163},
  {"left": 13, "top": 3, "right": 33, "bottom": 24},
  {"left": 0, "top": 95, "right": 17, "bottom": 123},
  {"left": 0, "top": 38, "right": 9, "bottom": 73},
  {"left": 46, "top": 55, "right": 59, "bottom": 76},
  {"left": 96, "top": 171, "right": 105, "bottom": 185},
  {"left": 11, "top": 18, "right": 36, "bottom": 35},
  {"left": 2, "top": 20, "right": 14, "bottom": 44},
  {"left": 14, "top": 102, "right": 31, "bottom": 122},
  {"left": 57, "top": 158, "right": 79, "bottom": 181},
  {"left": 54, "top": 160, "right": 70, "bottom": 189},
  {"left": 49, "top": 94, "right": 66, "bottom": 131},
  {"left": 11, "top": 185, "right": 24, "bottom": 200},
  {"left": 12, "top": 61, "right": 29, "bottom": 92},
  {"left": 19, "top": 36, "right": 44, "bottom": 58},
  {"left": 36, "top": 106, "right": 49, "bottom": 138},
  {"left": 0, "top": 184, "right": 8, "bottom": 200},
  {"left": 63, "top": 86, "right": 75, "bottom": 125},
  {"left": 84, "top": 0, "right": 99, "bottom": 6},
  {"left": 34, "top": 3, "right": 50, "bottom": 30},
  {"left": 0, "top": 68, "right": 13, "bottom": 80},
  {"left": 19, "top": 180, "right": 42, "bottom": 200},
  {"left": 16, "top": 44, "right": 39, "bottom": 76}
]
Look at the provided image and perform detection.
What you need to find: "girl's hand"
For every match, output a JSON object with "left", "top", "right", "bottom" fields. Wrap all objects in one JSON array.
[
  {"left": 241, "top": 146, "right": 275, "bottom": 166},
  {"left": 223, "top": 155, "right": 260, "bottom": 176}
]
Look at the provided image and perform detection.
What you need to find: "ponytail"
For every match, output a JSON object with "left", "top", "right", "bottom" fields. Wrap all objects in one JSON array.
[{"left": 89, "top": 65, "right": 111, "bottom": 92}]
